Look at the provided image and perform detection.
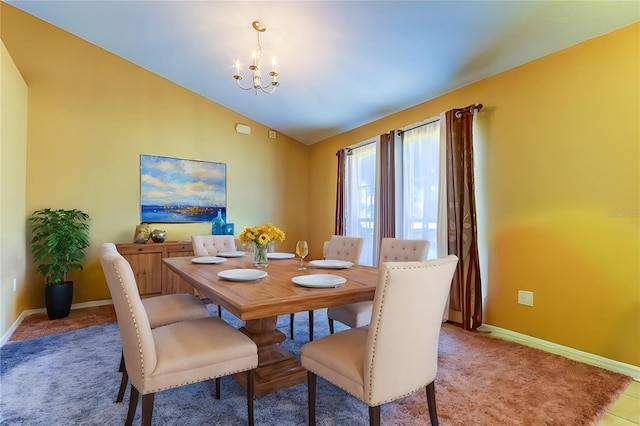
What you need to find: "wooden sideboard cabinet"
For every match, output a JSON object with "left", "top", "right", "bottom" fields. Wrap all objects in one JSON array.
[{"left": 116, "top": 241, "right": 195, "bottom": 297}]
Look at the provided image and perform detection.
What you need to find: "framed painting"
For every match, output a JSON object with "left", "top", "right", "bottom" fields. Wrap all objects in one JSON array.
[{"left": 140, "top": 154, "right": 226, "bottom": 223}]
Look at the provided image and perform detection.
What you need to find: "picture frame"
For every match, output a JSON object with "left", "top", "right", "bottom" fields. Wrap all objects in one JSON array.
[{"left": 140, "top": 154, "right": 226, "bottom": 223}]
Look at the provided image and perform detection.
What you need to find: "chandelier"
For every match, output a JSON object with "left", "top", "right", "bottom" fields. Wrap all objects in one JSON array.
[{"left": 233, "top": 20, "right": 279, "bottom": 94}]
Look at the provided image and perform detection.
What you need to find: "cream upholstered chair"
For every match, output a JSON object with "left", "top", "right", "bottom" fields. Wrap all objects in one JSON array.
[
  {"left": 115, "top": 293, "right": 209, "bottom": 402},
  {"left": 100, "top": 243, "right": 258, "bottom": 426},
  {"left": 191, "top": 235, "right": 236, "bottom": 256},
  {"left": 323, "top": 235, "right": 365, "bottom": 263},
  {"left": 191, "top": 235, "right": 237, "bottom": 317},
  {"left": 302, "top": 256, "right": 458, "bottom": 426},
  {"left": 290, "top": 235, "right": 364, "bottom": 341},
  {"left": 326, "top": 238, "right": 429, "bottom": 333}
]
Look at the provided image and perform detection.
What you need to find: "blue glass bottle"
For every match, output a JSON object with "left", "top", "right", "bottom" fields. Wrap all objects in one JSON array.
[{"left": 211, "top": 209, "right": 226, "bottom": 235}]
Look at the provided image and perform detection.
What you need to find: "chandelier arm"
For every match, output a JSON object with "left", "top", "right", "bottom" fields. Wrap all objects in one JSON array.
[
  {"left": 259, "top": 84, "right": 278, "bottom": 95},
  {"left": 235, "top": 78, "right": 254, "bottom": 91}
]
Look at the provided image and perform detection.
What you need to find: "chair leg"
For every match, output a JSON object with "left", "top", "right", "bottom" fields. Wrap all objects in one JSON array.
[
  {"left": 369, "top": 405, "right": 381, "bottom": 426},
  {"left": 116, "top": 360, "right": 129, "bottom": 402},
  {"left": 308, "top": 371, "right": 316, "bottom": 426},
  {"left": 217, "top": 305, "right": 222, "bottom": 317},
  {"left": 328, "top": 318, "right": 335, "bottom": 334},
  {"left": 308, "top": 310, "right": 314, "bottom": 341},
  {"left": 118, "top": 350, "right": 125, "bottom": 372},
  {"left": 125, "top": 385, "right": 139, "bottom": 426},
  {"left": 215, "top": 377, "right": 221, "bottom": 400},
  {"left": 247, "top": 369, "right": 255, "bottom": 426},
  {"left": 141, "top": 393, "right": 155, "bottom": 426},
  {"left": 290, "top": 313, "right": 295, "bottom": 340},
  {"left": 426, "top": 381, "right": 439, "bottom": 426}
]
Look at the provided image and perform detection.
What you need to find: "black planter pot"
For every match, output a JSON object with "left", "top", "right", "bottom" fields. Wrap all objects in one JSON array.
[{"left": 45, "top": 281, "right": 73, "bottom": 320}]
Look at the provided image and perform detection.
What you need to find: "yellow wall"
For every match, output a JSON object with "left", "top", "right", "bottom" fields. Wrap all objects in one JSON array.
[
  {"left": 309, "top": 23, "right": 640, "bottom": 366},
  {"left": 0, "top": 41, "right": 28, "bottom": 336},
  {"left": 1, "top": 5, "right": 308, "bottom": 322}
]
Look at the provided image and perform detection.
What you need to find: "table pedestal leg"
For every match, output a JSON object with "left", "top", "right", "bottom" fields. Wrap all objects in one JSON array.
[{"left": 234, "top": 316, "right": 307, "bottom": 397}]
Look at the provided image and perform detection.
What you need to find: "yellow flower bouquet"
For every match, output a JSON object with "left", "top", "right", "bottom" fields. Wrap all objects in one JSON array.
[{"left": 239, "top": 223, "right": 285, "bottom": 267}]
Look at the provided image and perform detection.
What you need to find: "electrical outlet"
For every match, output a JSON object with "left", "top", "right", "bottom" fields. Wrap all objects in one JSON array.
[
  {"left": 13, "top": 278, "right": 17, "bottom": 292},
  {"left": 518, "top": 290, "right": 533, "bottom": 306}
]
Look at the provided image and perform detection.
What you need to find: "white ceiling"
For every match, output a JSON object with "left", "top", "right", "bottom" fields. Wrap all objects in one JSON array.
[{"left": 6, "top": 1, "right": 639, "bottom": 145}]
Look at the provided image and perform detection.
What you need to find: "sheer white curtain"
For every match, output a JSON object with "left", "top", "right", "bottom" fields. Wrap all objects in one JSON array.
[
  {"left": 437, "top": 112, "right": 448, "bottom": 258},
  {"left": 399, "top": 119, "right": 441, "bottom": 259},
  {"left": 344, "top": 140, "right": 378, "bottom": 266}
]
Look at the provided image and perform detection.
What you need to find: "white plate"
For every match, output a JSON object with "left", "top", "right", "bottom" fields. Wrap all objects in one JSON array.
[
  {"left": 292, "top": 274, "right": 347, "bottom": 288},
  {"left": 308, "top": 259, "right": 354, "bottom": 269},
  {"left": 217, "top": 251, "right": 246, "bottom": 258},
  {"left": 191, "top": 256, "right": 227, "bottom": 264},
  {"left": 217, "top": 269, "right": 268, "bottom": 282},
  {"left": 267, "top": 252, "right": 295, "bottom": 260}
]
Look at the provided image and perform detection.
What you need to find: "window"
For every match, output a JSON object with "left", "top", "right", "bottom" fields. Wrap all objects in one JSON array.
[
  {"left": 344, "top": 141, "right": 377, "bottom": 266},
  {"left": 399, "top": 119, "right": 441, "bottom": 259},
  {"left": 343, "top": 119, "right": 441, "bottom": 264}
]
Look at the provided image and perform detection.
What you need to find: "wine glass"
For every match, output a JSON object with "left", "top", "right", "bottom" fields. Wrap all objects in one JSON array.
[{"left": 296, "top": 240, "right": 309, "bottom": 270}]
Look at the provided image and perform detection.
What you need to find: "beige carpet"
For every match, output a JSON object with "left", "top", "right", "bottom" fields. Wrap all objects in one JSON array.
[{"left": 387, "top": 326, "right": 632, "bottom": 425}]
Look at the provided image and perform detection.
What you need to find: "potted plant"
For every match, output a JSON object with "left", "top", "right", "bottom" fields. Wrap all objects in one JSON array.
[{"left": 29, "top": 208, "right": 91, "bottom": 319}]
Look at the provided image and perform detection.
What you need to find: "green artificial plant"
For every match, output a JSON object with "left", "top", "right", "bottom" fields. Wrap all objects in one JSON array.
[{"left": 29, "top": 208, "right": 91, "bottom": 285}]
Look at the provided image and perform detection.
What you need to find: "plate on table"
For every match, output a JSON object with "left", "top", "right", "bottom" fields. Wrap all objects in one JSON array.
[
  {"left": 308, "top": 259, "right": 354, "bottom": 269},
  {"left": 292, "top": 274, "right": 347, "bottom": 288},
  {"left": 191, "top": 256, "right": 227, "bottom": 264},
  {"left": 217, "top": 269, "right": 268, "bottom": 282},
  {"left": 217, "top": 251, "right": 246, "bottom": 258},
  {"left": 267, "top": 252, "right": 295, "bottom": 260}
]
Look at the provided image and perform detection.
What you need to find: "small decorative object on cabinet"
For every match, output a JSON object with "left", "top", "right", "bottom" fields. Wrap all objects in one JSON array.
[
  {"left": 150, "top": 229, "right": 167, "bottom": 243},
  {"left": 116, "top": 241, "right": 196, "bottom": 296},
  {"left": 211, "top": 209, "right": 226, "bottom": 235},
  {"left": 133, "top": 223, "right": 150, "bottom": 243}
]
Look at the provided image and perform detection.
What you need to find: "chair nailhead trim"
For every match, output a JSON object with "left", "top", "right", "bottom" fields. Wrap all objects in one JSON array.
[{"left": 113, "top": 264, "right": 147, "bottom": 385}]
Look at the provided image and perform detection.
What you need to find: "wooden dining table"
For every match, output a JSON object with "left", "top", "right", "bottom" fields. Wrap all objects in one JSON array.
[{"left": 163, "top": 255, "right": 378, "bottom": 397}]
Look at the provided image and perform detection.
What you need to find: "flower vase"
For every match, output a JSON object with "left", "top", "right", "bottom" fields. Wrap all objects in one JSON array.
[{"left": 253, "top": 243, "right": 269, "bottom": 268}]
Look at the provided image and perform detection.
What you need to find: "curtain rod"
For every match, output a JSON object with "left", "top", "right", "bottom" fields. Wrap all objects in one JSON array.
[
  {"left": 399, "top": 117, "right": 440, "bottom": 134},
  {"left": 455, "top": 103, "right": 483, "bottom": 118},
  {"left": 336, "top": 138, "right": 376, "bottom": 156},
  {"left": 399, "top": 103, "right": 483, "bottom": 134},
  {"left": 338, "top": 103, "right": 484, "bottom": 152}
]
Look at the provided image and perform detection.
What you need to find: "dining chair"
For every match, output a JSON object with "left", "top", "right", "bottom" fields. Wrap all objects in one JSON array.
[
  {"left": 289, "top": 235, "right": 364, "bottom": 341},
  {"left": 191, "top": 235, "right": 236, "bottom": 256},
  {"left": 301, "top": 255, "right": 458, "bottom": 426},
  {"left": 326, "top": 238, "right": 430, "bottom": 333},
  {"left": 100, "top": 243, "right": 258, "bottom": 426},
  {"left": 115, "top": 293, "right": 210, "bottom": 403},
  {"left": 191, "top": 235, "right": 237, "bottom": 316}
]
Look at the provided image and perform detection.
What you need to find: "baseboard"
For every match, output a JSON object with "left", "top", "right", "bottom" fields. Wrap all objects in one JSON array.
[
  {"left": 478, "top": 324, "right": 640, "bottom": 381},
  {"left": 0, "top": 299, "right": 113, "bottom": 347}
]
